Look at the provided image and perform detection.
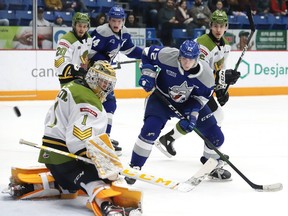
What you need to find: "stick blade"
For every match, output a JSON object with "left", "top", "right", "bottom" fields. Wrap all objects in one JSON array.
[
  {"left": 173, "top": 182, "right": 196, "bottom": 192},
  {"left": 256, "top": 183, "right": 283, "bottom": 192},
  {"left": 175, "top": 158, "right": 218, "bottom": 192}
]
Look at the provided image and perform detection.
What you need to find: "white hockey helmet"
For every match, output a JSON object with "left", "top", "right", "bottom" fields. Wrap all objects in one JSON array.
[{"left": 85, "top": 61, "right": 116, "bottom": 102}]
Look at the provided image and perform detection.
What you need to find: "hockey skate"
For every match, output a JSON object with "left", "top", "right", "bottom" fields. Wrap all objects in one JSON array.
[
  {"left": 101, "top": 202, "right": 142, "bottom": 216},
  {"left": 200, "top": 155, "right": 232, "bottom": 181},
  {"left": 111, "top": 139, "right": 122, "bottom": 156},
  {"left": 124, "top": 165, "right": 141, "bottom": 185},
  {"left": 155, "top": 130, "right": 176, "bottom": 158}
]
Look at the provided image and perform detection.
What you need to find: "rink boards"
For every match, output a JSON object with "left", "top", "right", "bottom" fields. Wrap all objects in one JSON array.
[{"left": 0, "top": 50, "right": 288, "bottom": 101}]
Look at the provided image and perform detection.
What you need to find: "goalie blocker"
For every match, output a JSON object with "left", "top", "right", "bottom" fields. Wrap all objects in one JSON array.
[{"left": 3, "top": 134, "right": 142, "bottom": 216}]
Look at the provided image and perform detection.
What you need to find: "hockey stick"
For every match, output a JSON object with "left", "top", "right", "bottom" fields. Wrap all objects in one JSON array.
[
  {"left": 19, "top": 139, "right": 217, "bottom": 192},
  {"left": 154, "top": 89, "right": 283, "bottom": 192},
  {"left": 223, "top": 6, "right": 255, "bottom": 95},
  {"left": 113, "top": 60, "right": 139, "bottom": 69}
]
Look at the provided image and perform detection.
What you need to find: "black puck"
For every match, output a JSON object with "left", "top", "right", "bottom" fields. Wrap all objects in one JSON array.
[{"left": 13, "top": 106, "right": 21, "bottom": 117}]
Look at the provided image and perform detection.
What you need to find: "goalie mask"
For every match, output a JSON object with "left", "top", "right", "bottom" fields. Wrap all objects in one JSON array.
[{"left": 85, "top": 61, "right": 117, "bottom": 102}]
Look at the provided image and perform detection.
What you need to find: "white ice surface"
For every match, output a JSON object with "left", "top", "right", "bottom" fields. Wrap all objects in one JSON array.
[{"left": 0, "top": 96, "right": 287, "bottom": 215}]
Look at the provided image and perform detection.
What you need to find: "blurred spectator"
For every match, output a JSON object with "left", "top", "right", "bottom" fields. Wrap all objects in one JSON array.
[
  {"left": 44, "top": 0, "right": 63, "bottom": 11},
  {"left": 255, "top": 0, "right": 270, "bottom": 15},
  {"left": 0, "top": 19, "right": 9, "bottom": 26},
  {"left": 175, "top": 0, "right": 193, "bottom": 24},
  {"left": 227, "top": 0, "right": 256, "bottom": 16},
  {"left": 75, "top": 0, "right": 89, "bottom": 12},
  {"left": 208, "top": 0, "right": 229, "bottom": 13},
  {"left": 188, "top": 0, "right": 212, "bottom": 29},
  {"left": 61, "top": 0, "right": 77, "bottom": 11},
  {"left": 61, "top": 0, "right": 88, "bottom": 12},
  {"left": 0, "top": 0, "right": 6, "bottom": 10},
  {"left": 29, "top": 7, "right": 52, "bottom": 27},
  {"left": 175, "top": 0, "right": 196, "bottom": 36},
  {"left": 129, "top": 0, "right": 162, "bottom": 28},
  {"left": 125, "top": 12, "right": 140, "bottom": 28},
  {"left": 90, "top": 13, "right": 106, "bottom": 27},
  {"left": 226, "top": 0, "right": 243, "bottom": 15},
  {"left": 270, "top": 0, "right": 287, "bottom": 16},
  {"left": 52, "top": 14, "right": 67, "bottom": 27},
  {"left": 158, "top": 0, "right": 180, "bottom": 46}
]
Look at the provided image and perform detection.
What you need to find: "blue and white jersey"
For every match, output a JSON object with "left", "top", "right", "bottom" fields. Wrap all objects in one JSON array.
[
  {"left": 142, "top": 45, "right": 215, "bottom": 112},
  {"left": 89, "top": 23, "right": 142, "bottom": 63}
]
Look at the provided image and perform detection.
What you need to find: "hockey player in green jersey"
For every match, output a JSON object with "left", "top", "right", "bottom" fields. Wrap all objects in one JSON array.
[
  {"left": 5, "top": 61, "right": 142, "bottom": 216},
  {"left": 195, "top": 10, "right": 240, "bottom": 165},
  {"left": 40, "top": 61, "right": 142, "bottom": 215},
  {"left": 54, "top": 12, "right": 92, "bottom": 86},
  {"left": 196, "top": 10, "right": 240, "bottom": 118}
]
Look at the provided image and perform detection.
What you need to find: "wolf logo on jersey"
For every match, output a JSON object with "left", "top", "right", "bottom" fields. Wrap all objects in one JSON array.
[{"left": 169, "top": 81, "right": 194, "bottom": 103}]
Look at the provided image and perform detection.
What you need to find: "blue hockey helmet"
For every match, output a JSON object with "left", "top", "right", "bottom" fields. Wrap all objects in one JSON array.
[
  {"left": 179, "top": 40, "right": 200, "bottom": 59},
  {"left": 108, "top": 6, "right": 126, "bottom": 19}
]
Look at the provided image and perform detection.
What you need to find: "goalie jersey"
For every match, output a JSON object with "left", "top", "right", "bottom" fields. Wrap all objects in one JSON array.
[{"left": 38, "top": 80, "right": 107, "bottom": 165}]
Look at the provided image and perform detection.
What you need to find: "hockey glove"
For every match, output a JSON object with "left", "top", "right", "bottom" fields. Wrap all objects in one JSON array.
[
  {"left": 179, "top": 112, "right": 198, "bottom": 133},
  {"left": 139, "top": 64, "right": 157, "bottom": 92},
  {"left": 70, "top": 64, "right": 87, "bottom": 79},
  {"left": 215, "top": 89, "right": 229, "bottom": 106},
  {"left": 216, "top": 69, "right": 240, "bottom": 86}
]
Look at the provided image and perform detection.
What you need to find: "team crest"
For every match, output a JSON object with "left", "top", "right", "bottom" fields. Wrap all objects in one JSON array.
[{"left": 169, "top": 81, "right": 193, "bottom": 103}]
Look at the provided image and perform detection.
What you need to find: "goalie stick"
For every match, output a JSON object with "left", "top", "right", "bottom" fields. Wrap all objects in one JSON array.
[
  {"left": 223, "top": 6, "right": 255, "bottom": 95},
  {"left": 113, "top": 60, "right": 139, "bottom": 69},
  {"left": 154, "top": 89, "right": 283, "bottom": 192},
  {"left": 19, "top": 139, "right": 217, "bottom": 192}
]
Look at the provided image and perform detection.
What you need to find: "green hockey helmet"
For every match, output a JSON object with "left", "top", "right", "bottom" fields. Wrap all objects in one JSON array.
[
  {"left": 72, "top": 12, "right": 90, "bottom": 28},
  {"left": 210, "top": 10, "right": 228, "bottom": 25}
]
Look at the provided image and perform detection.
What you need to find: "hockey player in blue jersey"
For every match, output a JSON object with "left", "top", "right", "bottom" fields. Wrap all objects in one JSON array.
[
  {"left": 89, "top": 6, "right": 143, "bottom": 155},
  {"left": 125, "top": 40, "right": 234, "bottom": 184}
]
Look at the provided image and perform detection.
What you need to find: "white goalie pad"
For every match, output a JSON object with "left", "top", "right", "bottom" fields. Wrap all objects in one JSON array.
[{"left": 86, "top": 134, "right": 123, "bottom": 180}]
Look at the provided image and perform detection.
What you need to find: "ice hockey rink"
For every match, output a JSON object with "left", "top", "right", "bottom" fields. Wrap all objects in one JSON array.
[{"left": 0, "top": 95, "right": 287, "bottom": 216}]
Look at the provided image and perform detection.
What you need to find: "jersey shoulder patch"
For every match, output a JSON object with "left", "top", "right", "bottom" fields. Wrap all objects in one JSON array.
[
  {"left": 158, "top": 47, "right": 179, "bottom": 67},
  {"left": 197, "top": 34, "right": 215, "bottom": 52},
  {"left": 96, "top": 23, "right": 114, "bottom": 38},
  {"left": 61, "top": 31, "right": 78, "bottom": 44},
  {"left": 65, "top": 81, "right": 103, "bottom": 111},
  {"left": 198, "top": 60, "right": 215, "bottom": 88}
]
